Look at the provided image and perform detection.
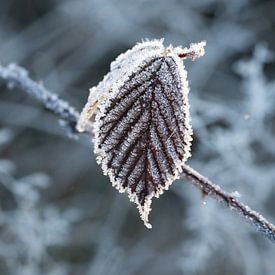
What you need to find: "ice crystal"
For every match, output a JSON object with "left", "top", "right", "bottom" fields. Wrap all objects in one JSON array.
[{"left": 77, "top": 39, "right": 205, "bottom": 228}]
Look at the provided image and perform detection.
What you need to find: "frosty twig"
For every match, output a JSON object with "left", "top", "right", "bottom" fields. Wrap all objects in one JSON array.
[
  {"left": 0, "top": 63, "right": 80, "bottom": 135},
  {"left": 181, "top": 164, "right": 275, "bottom": 243},
  {"left": 1, "top": 63, "right": 275, "bottom": 243},
  {"left": 174, "top": 41, "right": 206, "bottom": 60}
]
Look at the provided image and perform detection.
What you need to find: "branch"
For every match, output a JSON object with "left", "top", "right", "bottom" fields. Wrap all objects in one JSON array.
[
  {"left": 0, "top": 63, "right": 80, "bottom": 136},
  {"left": 1, "top": 63, "right": 275, "bottom": 243},
  {"left": 181, "top": 164, "right": 275, "bottom": 243}
]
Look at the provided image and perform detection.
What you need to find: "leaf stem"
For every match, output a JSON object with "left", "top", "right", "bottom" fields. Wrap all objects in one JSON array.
[{"left": 175, "top": 41, "right": 206, "bottom": 61}]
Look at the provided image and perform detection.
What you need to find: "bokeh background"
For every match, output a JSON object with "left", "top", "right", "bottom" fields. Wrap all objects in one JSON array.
[{"left": 1, "top": 0, "right": 275, "bottom": 274}]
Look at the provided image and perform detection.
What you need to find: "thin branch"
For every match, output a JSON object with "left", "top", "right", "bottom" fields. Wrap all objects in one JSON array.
[
  {"left": 181, "top": 164, "right": 275, "bottom": 243},
  {"left": 1, "top": 63, "right": 275, "bottom": 243},
  {"left": 0, "top": 63, "right": 80, "bottom": 136}
]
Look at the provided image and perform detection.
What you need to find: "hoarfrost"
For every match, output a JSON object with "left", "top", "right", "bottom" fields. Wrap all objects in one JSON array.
[{"left": 78, "top": 40, "right": 205, "bottom": 228}]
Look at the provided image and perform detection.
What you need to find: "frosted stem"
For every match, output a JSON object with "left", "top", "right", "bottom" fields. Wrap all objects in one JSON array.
[
  {"left": 181, "top": 164, "right": 275, "bottom": 243},
  {"left": 175, "top": 41, "right": 206, "bottom": 60},
  {"left": 0, "top": 63, "right": 80, "bottom": 135},
  {"left": 1, "top": 63, "right": 275, "bottom": 243}
]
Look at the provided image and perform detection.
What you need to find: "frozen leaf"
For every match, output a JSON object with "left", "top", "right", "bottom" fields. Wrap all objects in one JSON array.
[{"left": 77, "top": 39, "right": 206, "bottom": 228}]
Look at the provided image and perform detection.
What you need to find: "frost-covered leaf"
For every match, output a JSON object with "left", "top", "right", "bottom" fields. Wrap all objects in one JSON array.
[{"left": 77, "top": 39, "right": 206, "bottom": 228}]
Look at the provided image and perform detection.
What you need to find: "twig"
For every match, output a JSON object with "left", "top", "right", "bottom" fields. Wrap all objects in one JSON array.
[
  {"left": 1, "top": 63, "right": 275, "bottom": 243},
  {"left": 0, "top": 63, "right": 80, "bottom": 136},
  {"left": 181, "top": 164, "right": 275, "bottom": 243}
]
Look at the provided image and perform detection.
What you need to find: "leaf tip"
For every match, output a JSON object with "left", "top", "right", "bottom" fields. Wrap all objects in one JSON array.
[
  {"left": 138, "top": 197, "right": 153, "bottom": 229},
  {"left": 145, "top": 222, "right": 153, "bottom": 229}
]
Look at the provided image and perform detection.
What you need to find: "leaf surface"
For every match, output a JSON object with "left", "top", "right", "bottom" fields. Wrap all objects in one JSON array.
[{"left": 95, "top": 55, "right": 192, "bottom": 227}]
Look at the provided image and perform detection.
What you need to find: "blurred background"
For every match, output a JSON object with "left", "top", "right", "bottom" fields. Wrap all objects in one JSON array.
[{"left": 0, "top": 0, "right": 275, "bottom": 274}]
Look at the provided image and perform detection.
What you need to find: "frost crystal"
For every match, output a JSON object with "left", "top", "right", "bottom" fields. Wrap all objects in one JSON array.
[{"left": 77, "top": 39, "right": 206, "bottom": 228}]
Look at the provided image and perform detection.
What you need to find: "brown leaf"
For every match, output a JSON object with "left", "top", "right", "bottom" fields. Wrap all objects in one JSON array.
[{"left": 77, "top": 39, "right": 206, "bottom": 228}]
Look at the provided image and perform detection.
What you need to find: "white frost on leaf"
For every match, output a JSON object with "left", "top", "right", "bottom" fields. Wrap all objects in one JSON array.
[{"left": 77, "top": 39, "right": 206, "bottom": 228}]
